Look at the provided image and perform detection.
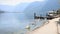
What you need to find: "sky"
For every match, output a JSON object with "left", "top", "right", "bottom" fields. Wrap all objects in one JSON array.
[{"left": 0, "top": 0, "right": 45, "bottom": 6}]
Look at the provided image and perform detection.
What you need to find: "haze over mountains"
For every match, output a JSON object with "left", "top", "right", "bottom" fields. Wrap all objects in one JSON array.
[
  {"left": 0, "top": 0, "right": 60, "bottom": 19},
  {"left": 24, "top": 0, "right": 60, "bottom": 19},
  {"left": 0, "top": 5, "right": 15, "bottom": 12}
]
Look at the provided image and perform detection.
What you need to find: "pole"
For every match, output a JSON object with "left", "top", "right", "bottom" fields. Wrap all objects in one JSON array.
[
  {"left": 56, "top": 19, "right": 60, "bottom": 34},
  {"left": 57, "top": 22, "right": 59, "bottom": 34}
]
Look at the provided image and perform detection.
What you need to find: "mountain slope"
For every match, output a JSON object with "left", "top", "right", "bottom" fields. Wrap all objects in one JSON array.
[
  {"left": 24, "top": 0, "right": 60, "bottom": 19},
  {"left": 0, "top": 5, "right": 15, "bottom": 12}
]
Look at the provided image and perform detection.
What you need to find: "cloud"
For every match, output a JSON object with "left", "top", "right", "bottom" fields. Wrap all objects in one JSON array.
[{"left": 0, "top": 0, "right": 45, "bottom": 6}]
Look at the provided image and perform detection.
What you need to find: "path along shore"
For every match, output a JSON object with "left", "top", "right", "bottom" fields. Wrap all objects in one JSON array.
[{"left": 26, "top": 17, "right": 60, "bottom": 34}]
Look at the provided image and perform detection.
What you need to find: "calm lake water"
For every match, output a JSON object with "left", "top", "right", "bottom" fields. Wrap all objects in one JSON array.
[{"left": 0, "top": 13, "right": 47, "bottom": 34}]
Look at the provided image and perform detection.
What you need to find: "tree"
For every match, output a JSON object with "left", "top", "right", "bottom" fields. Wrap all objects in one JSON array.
[{"left": 56, "top": 9, "right": 60, "bottom": 15}]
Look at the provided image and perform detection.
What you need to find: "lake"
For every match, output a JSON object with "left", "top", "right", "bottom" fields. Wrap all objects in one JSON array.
[{"left": 0, "top": 13, "right": 47, "bottom": 34}]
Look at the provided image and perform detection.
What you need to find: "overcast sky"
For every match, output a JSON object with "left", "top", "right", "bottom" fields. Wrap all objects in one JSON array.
[{"left": 0, "top": 0, "right": 46, "bottom": 6}]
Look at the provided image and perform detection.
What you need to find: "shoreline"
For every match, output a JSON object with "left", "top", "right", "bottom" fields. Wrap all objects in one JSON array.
[{"left": 26, "top": 17, "right": 60, "bottom": 34}]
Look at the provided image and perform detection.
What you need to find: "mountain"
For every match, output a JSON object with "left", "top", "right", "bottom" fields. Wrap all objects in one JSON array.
[
  {"left": 0, "top": 5, "right": 15, "bottom": 12},
  {"left": 13, "top": 3, "right": 31, "bottom": 22},
  {"left": 24, "top": 1, "right": 46, "bottom": 19},
  {"left": 0, "top": 3, "right": 30, "bottom": 12},
  {"left": 14, "top": 3, "right": 30, "bottom": 12},
  {"left": 0, "top": 0, "right": 60, "bottom": 22},
  {"left": 0, "top": 3, "right": 31, "bottom": 20},
  {"left": 41, "top": 0, "right": 60, "bottom": 12},
  {"left": 23, "top": 0, "right": 60, "bottom": 19}
]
